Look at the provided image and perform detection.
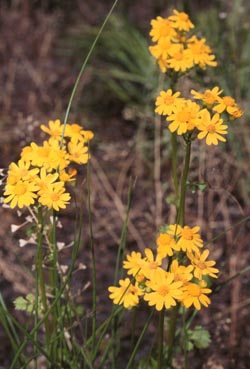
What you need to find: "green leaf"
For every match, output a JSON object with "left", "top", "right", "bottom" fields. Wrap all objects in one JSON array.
[{"left": 190, "top": 326, "right": 211, "bottom": 349}]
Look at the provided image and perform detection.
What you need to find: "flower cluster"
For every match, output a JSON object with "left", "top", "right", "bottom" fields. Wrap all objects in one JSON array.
[
  {"left": 149, "top": 9, "right": 217, "bottom": 73},
  {"left": 155, "top": 87, "right": 243, "bottom": 145},
  {"left": 3, "top": 120, "right": 94, "bottom": 210},
  {"left": 108, "top": 224, "right": 218, "bottom": 311}
]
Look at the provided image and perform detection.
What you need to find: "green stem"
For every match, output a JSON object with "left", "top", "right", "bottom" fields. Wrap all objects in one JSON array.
[
  {"left": 166, "top": 305, "right": 179, "bottom": 367},
  {"left": 36, "top": 207, "right": 50, "bottom": 350},
  {"left": 171, "top": 132, "right": 179, "bottom": 202},
  {"left": 177, "top": 139, "right": 192, "bottom": 227},
  {"left": 157, "top": 308, "right": 165, "bottom": 369}
]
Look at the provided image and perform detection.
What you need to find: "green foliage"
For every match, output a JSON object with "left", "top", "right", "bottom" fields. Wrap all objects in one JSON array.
[
  {"left": 14, "top": 294, "right": 41, "bottom": 314},
  {"left": 186, "top": 325, "right": 211, "bottom": 351}
]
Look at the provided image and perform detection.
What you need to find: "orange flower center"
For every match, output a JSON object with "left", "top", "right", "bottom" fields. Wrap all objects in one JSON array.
[
  {"left": 164, "top": 95, "right": 174, "bottom": 105},
  {"left": 179, "top": 12, "right": 189, "bottom": 21},
  {"left": 149, "top": 262, "right": 158, "bottom": 270},
  {"left": 187, "top": 283, "right": 201, "bottom": 297},
  {"left": 174, "top": 52, "right": 184, "bottom": 61},
  {"left": 204, "top": 92, "right": 216, "bottom": 105},
  {"left": 197, "top": 261, "right": 207, "bottom": 270},
  {"left": 223, "top": 96, "right": 235, "bottom": 106},
  {"left": 158, "top": 285, "right": 169, "bottom": 296},
  {"left": 14, "top": 182, "right": 27, "bottom": 195},
  {"left": 182, "top": 227, "right": 193, "bottom": 240},
  {"left": 50, "top": 192, "right": 60, "bottom": 201},
  {"left": 177, "top": 110, "right": 190, "bottom": 122},
  {"left": 207, "top": 124, "right": 216, "bottom": 133}
]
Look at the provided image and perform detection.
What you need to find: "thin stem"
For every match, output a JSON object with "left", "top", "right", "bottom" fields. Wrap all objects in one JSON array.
[
  {"left": 36, "top": 207, "right": 50, "bottom": 350},
  {"left": 157, "top": 308, "right": 165, "bottom": 369},
  {"left": 171, "top": 132, "right": 179, "bottom": 202},
  {"left": 177, "top": 139, "right": 192, "bottom": 227},
  {"left": 166, "top": 304, "right": 179, "bottom": 367}
]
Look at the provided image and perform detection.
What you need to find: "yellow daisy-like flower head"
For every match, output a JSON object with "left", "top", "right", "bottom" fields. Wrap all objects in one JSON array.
[
  {"left": 191, "top": 86, "right": 223, "bottom": 106},
  {"left": 156, "top": 232, "right": 180, "bottom": 258},
  {"left": 166, "top": 99, "right": 201, "bottom": 135},
  {"left": 4, "top": 180, "right": 39, "bottom": 209},
  {"left": 213, "top": 95, "right": 236, "bottom": 114},
  {"left": 40, "top": 119, "right": 64, "bottom": 142},
  {"left": 197, "top": 109, "right": 228, "bottom": 146},
  {"left": 68, "top": 140, "right": 89, "bottom": 165},
  {"left": 144, "top": 268, "right": 183, "bottom": 311},
  {"left": 142, "top": 248, "right": 163, "bottom": 279},
  {"left": 187, "top": 36, "right": 217, "bottom": 69},
  {"left": 108, "top": 278, "right": 143, "bottom": 309},
  {"left": 149, "top": 38, "right": 174, "bottom": 60},
  {"left": 170, "top": 259, "right": 193, "bottom": 284},
  {"left": 38, "top": 181, "right": 71, "bottom": 211},
  {"left": 177, "top": 225, "right": 204, "bottom": 253},
  {"left": 149, "top": 16, "right": 177, "bottom": 42},
  {"left": 155, "top": 89, "right": 183, "bottom": 116},
  {"left": 169, "top": 10, "right": 194, "bottom": 31},
  {"left": 6, "top": 159, "right": 39, "bottom": 185},
  {"left": 123, "top": 251, "right": 146, "bottom": 277},
  {"left": 181, "top": 280, "right": 211, "bottom": 310},
  {"left": 187, "top": 249, "right": 219, "bottom": 280},
  {"left": 167, "top": 44, "right": 194, "bottom": 72}
]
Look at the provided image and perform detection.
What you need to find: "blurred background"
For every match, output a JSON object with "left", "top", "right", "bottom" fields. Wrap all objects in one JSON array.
[{"left": 0, "top": 0, "right": 250, "bottom": 368}]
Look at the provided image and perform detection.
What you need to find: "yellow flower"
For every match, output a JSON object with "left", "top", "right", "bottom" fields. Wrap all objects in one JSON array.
[
  {"left": 197, "top": 109, "right": 227, "bottom": 145},
  {"left": 149, "top": 16, "right": 177, "bottom": 42},
  {"left": 168, "top": 10, "right": 194, "bottom": 31},
  {"left": 149, "top": 38, "right": 175, "bottom": 60},
  {"left": 142, "top": 248, "right": 163, "bottom": 279},
  {"left": 144, "top": 268, "right": 183, "bottom": 311},
  {"left": 170, "top": 260, "right": 193, "bottom": 284},
  {"left": 167, "top": 44, "right": 194, "bottom": 72},
  {"left": 213, "top": 95, "right": 237, "bottom": 114},
  {"left": 21, "top": 141, "right": 69, "bottom": 171},
  {"left": 191, "top": 86, "right": 223, "bottom": 106},
  {"left": 177, "top": 225, "right": 203, "bottom": 253},
  {"left": 187, "top": 36, "right": 217, "bottom": 69},
  {"left": 38, "top": 181, "right": 71, "bottom": 211},
  {"left": 187, "top": 249, "right": 219, "bottom": 279},
  {"left": 156, "top": 232, "right": 180, "bottom": 258},
  {"left": 4, "top": 180, "right": 39, "bottom": 209},
  {"left": 59, "top": 168, "right": 77, "bottom": 182},
  {"left": 35, "top": 167, "right": 59, "bottom": 194},
  {"left": 6, "top": 160, "right": 39, "bottom": 185},
  {"left": 108, "top": 278, "right": 143, "bottom": 308},
  {"left": 181, "top": 280, "right": 211, "bottom": 310},
  {"left": 123, "top": 251, "right": 147, "bottom": 277},
  {"left": 40, "top": 119, "right": 64, "bottom": 142},
  {"left": 227, "top": 105, "right": 244, "bottom": 119},
  {"left": 155, "top": 89, "right": 183, "bottom": 115},
  {"left": 166, "top": 100, "right": 201, "bottom": 134},
  {"left": 68, "top": 140, "right": 89, "bottom": 165}
]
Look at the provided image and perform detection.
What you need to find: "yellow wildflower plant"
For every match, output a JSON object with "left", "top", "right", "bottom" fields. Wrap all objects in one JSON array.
[
  {"left": 123, "top": 251, "right": 147, "bottom": 277},
  {"left": 38, "top": 181, "right": 71, "bottom": 211},
  {"left": 40, "top": 119, "right": 64, "bottom": 142},
  {"left": 149, "top": 9, "right": 217, "bottom": 75},
  {"left": 3, "top": 120, "right": 93, "bottom": 211},
  {"left": 197, "top": 109, "right": 228, "bottom": 146},
  {"left": 155, "top": 89, "right": 183, "bottom": 116},
  {"left": 191, "top": 86, "right": 223, "bottom": 106},
  {"left": 187, "top": 36, "right": 217, "bottom": 69},
  {"left": 144, "top": 268, "right": 183, "bottom": 311},
  {"left": 187, "top": 249, "right": 219, "bottom": 280},
  {"left": 166, "top": 99, "right": 201, "bottom": 135},
  {"left": 156, "top": 232, "right": 180, "bottom": 258},
  {"left": 149, "top": 16, "right": 177, "bottom": 42},
  {"left": 181, "top": 280, "right": 212, "bottom": 310},
  {"left": 168, "top": 9, "right": 194, "bottom": 32},
  {"left": 170, "top": 260, "right": 193, "bottom": 284},
  {"left": 6, "top": 160, "right": 39, "bottom": 185},
  {"left": 108, "top": 278, "right": 143, "bottom": 309},
  {"left": 4, "top": 179, "right": 39, "bottom": 209},
  {"left": 177, "top": 225, "right": 204, "bottom": 253}
]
